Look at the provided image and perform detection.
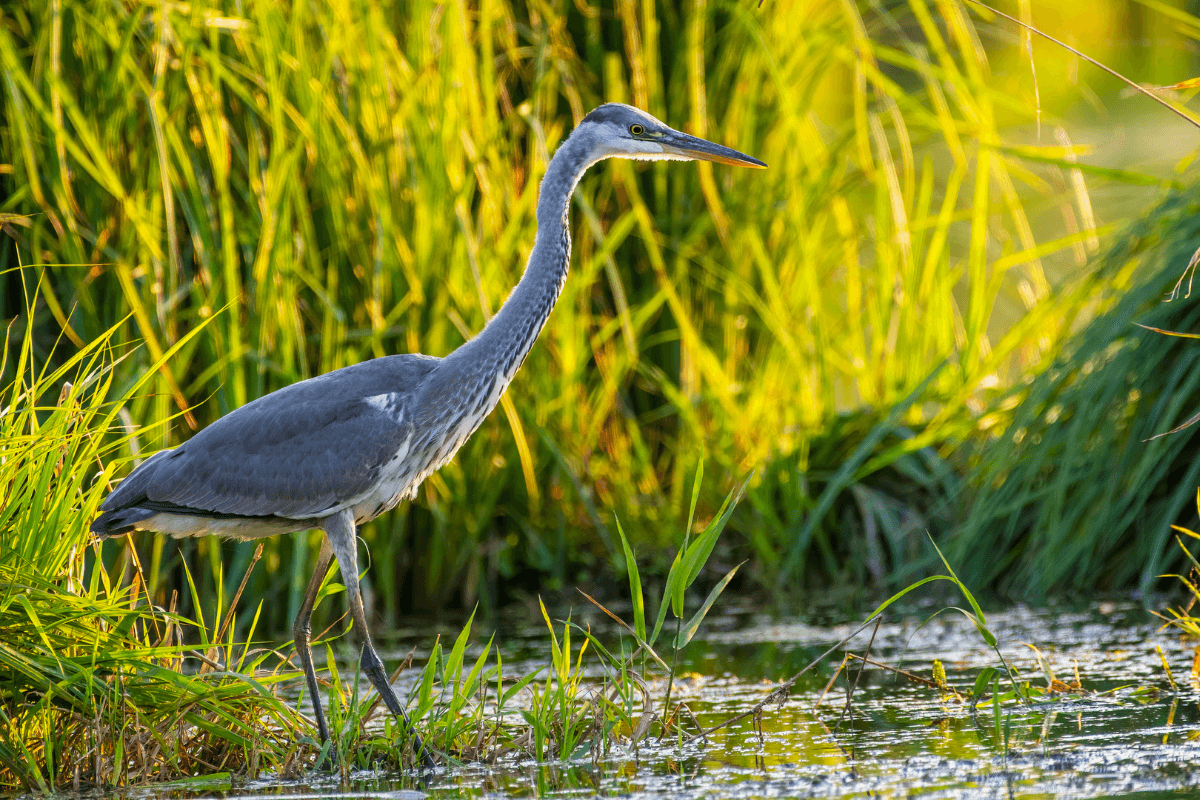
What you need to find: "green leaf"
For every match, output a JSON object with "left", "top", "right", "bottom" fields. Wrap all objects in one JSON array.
[
  {"left": 613, "top": 518, "right": 646, "bottom": 643},
  {"left": 565, "top": 621, "right": 622, "bottom": 670},
  {"left": 651, "top": 551, "right": 685, "bottom": 648},
  {"left": 539, "top": 596, "right": 563, "bottom": 671},
  {"left": 681, "top": 479, "right": 745, "bottom": 591},
  {"left": 152, "top": 773, "right": 233, "bottom": 791},
  {"left": 652, "top": 479, "right": 746, "bottom": 646},
  {"left": 675, "top": 562, "right": 743, "bottom": 648},
  {"left": 928, "top": 536, "right": 996, "bottom": 647},
  {"left": 992, "top": 673, "right": 1003, "bottom": 745},
  {"left": 675, "top": 460, "right": 704, "bottom": 616},
  {"left": 972, "top": 667, "right": 997, "bottom": 701},
  {"left": 414, "top": 639, "right": 441, "bottom": 719},
  {"left": 500, "top": 668, "right": 544, "bottom": 707},
  {"left": 443, "top": 607, "right": 476, "bottom": 687},
  {"left": 183, "top": 712, "right": 251, "bottom": 747},
  {"left": 457, "top": 634, "right": 493, "bottom": 704}
]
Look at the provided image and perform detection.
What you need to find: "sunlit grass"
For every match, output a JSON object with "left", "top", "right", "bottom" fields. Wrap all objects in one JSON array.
[
  {"left": 955, "top": 186, "right": 1200, "bottom": 596},
  {"left": 0, "top": 286, "right": 309, "bottom": 792},
  {"left": 6, "top": 0, "right": 1200, "bottom": 780},
  {"left": 0, "top": 0, "right": 1137, "bottom": 620},
  {"left": 0, "top": 285, "right": 742, "bottom": 788},
  {"left": 2, "top": 291, "right": 1188, "bottom": 789}
]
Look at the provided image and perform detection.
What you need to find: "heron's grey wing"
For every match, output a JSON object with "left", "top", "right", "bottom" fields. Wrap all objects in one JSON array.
[{"left": 100, "top": 354, "right": 440, "bottom": 519}]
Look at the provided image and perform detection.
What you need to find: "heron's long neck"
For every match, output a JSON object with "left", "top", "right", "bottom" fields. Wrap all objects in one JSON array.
[{"left": 451, "top": 132, "right": 599, "bottom": 380}]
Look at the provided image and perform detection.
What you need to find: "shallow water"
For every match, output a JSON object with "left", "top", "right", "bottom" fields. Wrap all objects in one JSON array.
[{"left": 152, "top": 599, "right": 1200, "bottom": 799}]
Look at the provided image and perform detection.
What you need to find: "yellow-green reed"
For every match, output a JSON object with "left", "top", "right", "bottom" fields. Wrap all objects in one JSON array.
[
  {"left": 0, "top": 288, "right": 306, "bottom": 792},
  {"left": 0, "top": 0, "right": 1144, "bottom": 620},
  {"left": 955, "top": 186, "right": 1200, "bottom": 597}
]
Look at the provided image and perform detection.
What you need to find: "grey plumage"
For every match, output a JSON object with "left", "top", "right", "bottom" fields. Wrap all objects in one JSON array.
[
  {"left": 94, "top": 355, "right": 438, "bottom": 532},
  {"left": 91, "top": 102, "right": 765, "bottom": 767}
]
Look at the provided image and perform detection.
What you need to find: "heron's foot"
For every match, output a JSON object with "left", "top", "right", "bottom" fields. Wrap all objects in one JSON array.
[{"left": 358, "top": 647, "right": 436, "bottom": 770}]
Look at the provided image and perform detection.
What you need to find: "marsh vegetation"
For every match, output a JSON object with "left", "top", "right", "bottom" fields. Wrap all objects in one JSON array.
[{"left": 4, "top": 0, "right": 1200, "bottom": 793}]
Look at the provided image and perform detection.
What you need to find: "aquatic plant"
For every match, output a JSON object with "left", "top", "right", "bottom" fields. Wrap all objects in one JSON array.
[
  {"left": 0, "top": 279, "right": 745, "bottom": 791},
  {"left": 0, "top": 287, "right": 307, "bottom": 792},
  {"left": 1154, "top": 493, "right": 1200, "bottom": 643},
  {"left": 2, "top": 298, "right": 1186, "bottom": 789}
]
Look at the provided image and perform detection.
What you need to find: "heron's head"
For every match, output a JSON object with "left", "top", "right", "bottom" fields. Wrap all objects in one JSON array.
[{"left": 577, "top": 103, "right": 766, "bottom": 169}]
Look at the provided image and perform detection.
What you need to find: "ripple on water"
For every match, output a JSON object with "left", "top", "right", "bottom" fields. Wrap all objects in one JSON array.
[{"left": 131, "top": 600, "right": 1198, "bottom": 800}]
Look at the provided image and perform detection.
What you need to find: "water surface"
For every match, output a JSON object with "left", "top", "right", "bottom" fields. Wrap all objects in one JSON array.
[{"left": 155, "top": 599, "right": 1200, "bottom": 799}]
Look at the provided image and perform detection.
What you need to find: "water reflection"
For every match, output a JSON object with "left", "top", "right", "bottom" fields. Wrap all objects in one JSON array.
[{"left": 130, "top": 601, "right": 1199, "bottom": 799}]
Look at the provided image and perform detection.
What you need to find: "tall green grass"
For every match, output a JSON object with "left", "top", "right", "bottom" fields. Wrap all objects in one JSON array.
[
  {"left": 0, "top": 287, "right": 307, "bottom": 792},
  {"left": 954, "top": 187, "right": 1200, "bottom": 596},
  {"left": 0, "top": 0, "right": 1137, "bottom": 621}
]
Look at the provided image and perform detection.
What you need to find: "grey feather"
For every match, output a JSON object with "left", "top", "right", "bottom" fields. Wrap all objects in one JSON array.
[{"left": 95, "top": 354, "right": 439, "bottom": 527}]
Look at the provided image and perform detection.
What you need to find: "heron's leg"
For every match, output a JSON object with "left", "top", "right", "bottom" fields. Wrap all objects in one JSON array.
[
  {"left": 324, "top": 510, "right": 434, "bottom": 767},
  {"left": 293, "top": 535, "right": 335, "bottom": 746}
]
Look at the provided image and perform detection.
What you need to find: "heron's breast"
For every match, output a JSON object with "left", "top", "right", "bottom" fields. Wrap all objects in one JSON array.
[
  {"left": 439, "top": 371, "right": 512, "bottom": 458},
  {"left": 350, "top": 434, "right": 420, "bottom": 521},
  {"left": 410, "top": 373, "right": 512, "bottom": 483},
  {"left": 351, "top": 372, "right": 514, "bottom": 521}
]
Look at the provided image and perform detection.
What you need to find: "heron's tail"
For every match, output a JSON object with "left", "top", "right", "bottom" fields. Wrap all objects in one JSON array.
[{"left": 90, "top": 507, "right": 156, "bottom": 538}]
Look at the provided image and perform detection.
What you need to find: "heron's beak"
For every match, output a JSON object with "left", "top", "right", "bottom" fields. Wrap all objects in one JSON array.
[{"left": 664, "top": 131, "right": 767, "bottom": 169}]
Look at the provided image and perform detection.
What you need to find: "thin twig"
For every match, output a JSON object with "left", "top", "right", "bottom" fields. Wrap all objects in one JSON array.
[
  {"left": 846, "top": 653, "right": 966, "bottom": 700},
  {"left": 833, "top": 616, "right": 881, "bottom": 730},
  {"left": 187, "top": 650, "right": 226, "bottom": 671},
  {"left": 204, "top": 543, "right": 264, "bottom": 672},
  {"left": 812, "top": 655, "right": 849, "bottom": 711},
  {"left": 577, "top": 589, "right": 674, "bottom": 672},
  {"left": 1168, "top": 245, "right": 1200, "bottom": 300},
  {"left": 215, "top": 543, "right": 263, "bottom": 644}
]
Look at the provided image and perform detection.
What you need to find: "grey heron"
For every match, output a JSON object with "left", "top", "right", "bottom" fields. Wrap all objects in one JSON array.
[{"left": 90, "top": 103, "right": 766, "bottom": 765}]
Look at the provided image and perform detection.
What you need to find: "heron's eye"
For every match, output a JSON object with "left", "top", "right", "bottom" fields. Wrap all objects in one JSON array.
[{"left": 630, "top": 124, "right": 645, "bottom": 136}]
